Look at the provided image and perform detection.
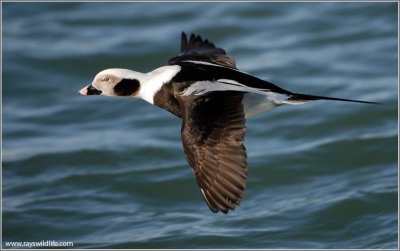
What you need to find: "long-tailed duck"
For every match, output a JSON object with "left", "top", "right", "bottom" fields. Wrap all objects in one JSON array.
[{"left": 79, "top": 32, "right": 376, "bottom": 214}]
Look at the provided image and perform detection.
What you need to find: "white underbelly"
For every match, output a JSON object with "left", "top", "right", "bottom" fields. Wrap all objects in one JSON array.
[{"left": 243, "top": 92, "right": 288, "bottom": 118}]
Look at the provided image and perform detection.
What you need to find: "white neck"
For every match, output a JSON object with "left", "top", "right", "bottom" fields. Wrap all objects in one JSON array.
[{"left": 137, "top": 65, "right": 181, "bottom": 104}]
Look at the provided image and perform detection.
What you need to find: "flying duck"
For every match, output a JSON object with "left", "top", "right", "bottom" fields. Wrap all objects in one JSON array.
[{"left": 79, "top": 32, "right": 376, "bottom": 214}]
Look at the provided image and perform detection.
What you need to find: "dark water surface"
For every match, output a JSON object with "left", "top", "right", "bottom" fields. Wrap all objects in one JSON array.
[{"left": 2, "top": 2, "right": 398, "bottom": 249}]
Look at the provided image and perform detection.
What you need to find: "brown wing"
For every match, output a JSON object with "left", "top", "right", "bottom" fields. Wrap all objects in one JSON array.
[
  {"left": 168, "top": 32, "right": 237, "bottom": 69},
  {"left": 179, "top": 91, "right": 247, "bottom": 213}
]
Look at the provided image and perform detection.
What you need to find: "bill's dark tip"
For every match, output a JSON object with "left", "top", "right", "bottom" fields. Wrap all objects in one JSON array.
[{"left": 87, "top": 85, "right": 102, "bottom": 95}]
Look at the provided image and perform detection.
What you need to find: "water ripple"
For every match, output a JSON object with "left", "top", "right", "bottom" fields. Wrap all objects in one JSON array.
[{"left": 2, "top": 2, "right": 397, "bottom": 249}]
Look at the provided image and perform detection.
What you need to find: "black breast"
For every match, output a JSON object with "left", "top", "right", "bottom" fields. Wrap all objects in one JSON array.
[{"left": 153, "top": 83, "right": 184, "bottom": 118}]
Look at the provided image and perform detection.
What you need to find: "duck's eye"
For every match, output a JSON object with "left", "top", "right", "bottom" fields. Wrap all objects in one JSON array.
[{"left": 102, "top": 77, "right": 110, "bottom": 82}]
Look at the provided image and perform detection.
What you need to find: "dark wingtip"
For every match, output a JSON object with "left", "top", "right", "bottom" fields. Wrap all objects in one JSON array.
[{"left": 181, "top": 32, "right": 188, "bottom": 51}]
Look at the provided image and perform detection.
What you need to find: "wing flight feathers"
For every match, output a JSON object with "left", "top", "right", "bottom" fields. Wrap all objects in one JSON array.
[
  {"left": 168, "top": 32, "right": 237, "bottom": 69},
  {"left": 179, "top": 92, "right": 247, "bottom": 213}
]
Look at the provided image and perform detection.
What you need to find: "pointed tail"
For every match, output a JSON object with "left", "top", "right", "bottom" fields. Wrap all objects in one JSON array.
[{"left": 287, "top": 93, "right": 379, "bottom": 104}]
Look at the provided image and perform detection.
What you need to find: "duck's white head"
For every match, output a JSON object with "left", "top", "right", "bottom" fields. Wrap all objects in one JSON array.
[
  {"left": 79, "top": 68, "right": 146, "bottom": 97},
  {"left": 79, "top": 65, "right": 181, "bottom": 104}
]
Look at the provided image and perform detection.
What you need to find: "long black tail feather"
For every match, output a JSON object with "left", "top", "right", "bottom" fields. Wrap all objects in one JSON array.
[{"left": 288, "top": 93, "right": 379, "bottom": 104}]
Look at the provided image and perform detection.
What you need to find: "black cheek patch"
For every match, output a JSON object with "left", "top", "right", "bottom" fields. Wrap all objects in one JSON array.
[{"left": 114, "top": 79, "right": 140, "bottom": 96}]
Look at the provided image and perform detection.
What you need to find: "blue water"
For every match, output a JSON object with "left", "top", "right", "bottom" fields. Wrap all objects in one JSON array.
[{"left": 2, "top": 2, "right": 398, "bottom": 249}]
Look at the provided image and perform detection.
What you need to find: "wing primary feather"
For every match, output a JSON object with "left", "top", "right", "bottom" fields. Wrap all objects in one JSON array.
[
  {"left": 179, "top": 92, "right": 247, "bottom": 213},
  {"left": 205, "top": 190, "right": 229, "bottom": 213},
  {"left": 208, "top": 186, "right": 236, "bottom": 209},
  {"left": 200, "top": 189, "right": 219, "bottom": 212},
  {"left": 180, "top": 32, "right": 187, "bottom": 54},
  {"left": 168, "top": 32, "right": 237, "bottom": 69},
  {"left": 212, "top": 180, "right": 242, "bottom": 204}
]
